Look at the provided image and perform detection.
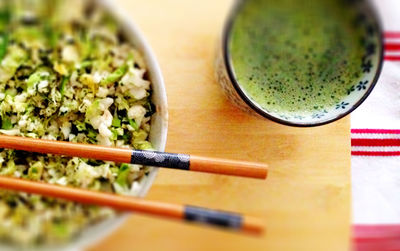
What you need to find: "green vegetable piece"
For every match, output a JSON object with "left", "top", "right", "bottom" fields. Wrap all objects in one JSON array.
[
  {"left": 28, "top": 161, "right": 44, "bottom": 180},
  {"left": 101, "top": 64, "right": 128, "bottom": 85},
  {"left": 27, "top": 73, "right": 41, "bottom": 89},
  {"left": 0, "top": 3, "right": 10, "bottom": 31},
  {"left": 4, "top": 88, "right": 16, "bottom": 97},
  {"left": 1, "top": 117, "right": 12, "bottom": 129},
  {"left": 132, "top": 130, "right": 148, "bottom": 143},
  {"left": 51, "top": 222, "right": 69, "bottom": 239},
  {"left": 27, "top": 69, "right": 47, "bottom": 90},
  {"left": 128, "top": 118, "right": 139, "bottom": 130},
  {"left": 0, "top": 12, "right": 10, "bottom": 28},
  {"left": 74, "top": 121, "right": 87, "bottom": 131},
  {"left": 44, "top": 23, "right": 59, "bottom": 48},
  {"left": 0, "top": 159, "right": 15, "bottom": 176},
  {"left": 2, "top": 45, "right": 27, "bottom": 70},
  {"left": 116, "top": 163, "right": 130, "bottom": 188},
  {"left": 110, "top": 129, "right": 118, "bottom": 141},
  {"left": 110, "top": 167, "right": 119, "bottom": 174},
  {"left": 79, "top": 61, "right": 93, "bottom": 69},
  {"left": 85, "top": 99, "right": 100, "bottom": 121},
  {"left": 87, "top": 127, "right": 98, "bottom": 142},
  {"left": 134, "top": 141, "right": 153, "bottom": 150},
  {"left": 112, "top": 117, "right": 121, "bottom": 127},
  {"left": 127, "top": 53, "right": 134, "bottom": 63},
  {"left": 120, "top": 132, "right": 131, "bottom": 143},
  {"left": 81, "top": 33, "right": 94, "bottom": 60},
  {"left": 59, "top": 76, "right": 69, "bottom": 99},
  {"left": 0, "top": 33, "right": 8, "bottom": 61}
]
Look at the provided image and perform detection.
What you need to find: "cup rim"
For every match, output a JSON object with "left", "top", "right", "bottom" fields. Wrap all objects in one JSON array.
[{"left": 222, "top": 0, "right": 384, "bottom": 127}]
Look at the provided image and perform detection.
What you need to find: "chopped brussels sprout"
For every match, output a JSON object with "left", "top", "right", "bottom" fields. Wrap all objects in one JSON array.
[{"left": 0, "top": 0, "right": 154, "bottom": 245}]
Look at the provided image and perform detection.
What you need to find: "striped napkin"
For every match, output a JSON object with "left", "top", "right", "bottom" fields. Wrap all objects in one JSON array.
[{"left": 352, "top": 0, "right": 400, "bottom": 250}]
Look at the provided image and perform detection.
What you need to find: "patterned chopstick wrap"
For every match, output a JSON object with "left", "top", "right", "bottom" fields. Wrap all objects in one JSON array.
[
  {"left": 184, "top": 206, "right": 243, "bottom": 230},
  {"left": 130, "top": 150, "right": 191, "bottom": 170}
]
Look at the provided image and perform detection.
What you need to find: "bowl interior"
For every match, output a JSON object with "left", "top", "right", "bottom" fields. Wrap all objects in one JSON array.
[
  {"left": 60, "top": 1, "right": 169, "bottom": 250},
  {"left": 0, "top": 0, "right": 168, "bottom": 250},
  {"left": 223, "top": 0, "right": 383, "bottom": 127}
]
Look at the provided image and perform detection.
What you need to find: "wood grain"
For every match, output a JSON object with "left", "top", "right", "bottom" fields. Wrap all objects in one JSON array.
[{"left": 87, "top": 0, "right": 351, "bottom": 250}]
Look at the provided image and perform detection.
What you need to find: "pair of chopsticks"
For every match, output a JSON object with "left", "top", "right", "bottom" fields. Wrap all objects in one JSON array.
[
  {"left": 0, "top": 135, "right": 267, "bottom": 234},
  {"left": 0, "top": 135, "right": 268, "bottom": 179}
]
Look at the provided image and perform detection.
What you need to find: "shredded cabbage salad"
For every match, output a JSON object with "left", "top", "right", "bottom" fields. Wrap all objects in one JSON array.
[{"left": 0, "top": 0, "right": 154, "bottom": 245}]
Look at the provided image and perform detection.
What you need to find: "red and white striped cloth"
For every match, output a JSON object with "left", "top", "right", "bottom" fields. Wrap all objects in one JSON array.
[
  {"left": 352, "top": 1, "right": 400, "bottom": 250},
  {"left": 352, "top": 129, "right": 400, "bottom": 156},
  {"left": 385, "top": 31, "right": 400, "bottom": 62}
]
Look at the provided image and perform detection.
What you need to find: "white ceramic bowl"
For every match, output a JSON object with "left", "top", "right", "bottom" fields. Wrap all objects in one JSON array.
[{"left": 0, "top": 0, "right": 168, "bottom": 250}]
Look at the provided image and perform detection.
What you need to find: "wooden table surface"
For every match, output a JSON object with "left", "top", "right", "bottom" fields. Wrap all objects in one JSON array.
[{"left": 88, "top": 0, "right": 351, "bottom": 250}]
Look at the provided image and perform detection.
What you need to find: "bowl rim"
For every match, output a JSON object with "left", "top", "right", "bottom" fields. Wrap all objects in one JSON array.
[{"left": 222, "top": 0, "right": 384, "bottom": 127}]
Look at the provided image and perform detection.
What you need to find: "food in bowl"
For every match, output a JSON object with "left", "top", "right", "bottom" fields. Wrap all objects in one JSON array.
[{"left": 0, "top": 0, "right": 156, "bottom": 245}]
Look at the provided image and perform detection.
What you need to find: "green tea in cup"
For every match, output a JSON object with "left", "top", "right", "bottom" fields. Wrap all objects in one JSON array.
[{"left": 216, "top": 0, "right": 383, "bottom": 126}]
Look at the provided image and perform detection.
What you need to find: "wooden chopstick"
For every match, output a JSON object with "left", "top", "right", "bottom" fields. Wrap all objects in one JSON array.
[
  {"left": 0, "top": 175, "right": 264, "bottom": 235},
  {"left": 0, "top": 135, "right": 268, "bottom": 179}
]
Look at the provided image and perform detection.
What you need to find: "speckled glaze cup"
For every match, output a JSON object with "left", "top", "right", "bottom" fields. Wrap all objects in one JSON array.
[{"left": 215, "top": 0, "right": 384, "bottom": 127}]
